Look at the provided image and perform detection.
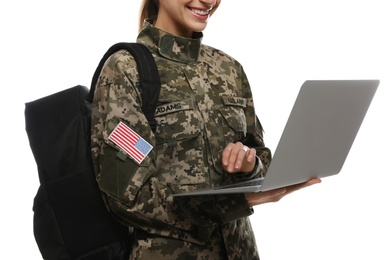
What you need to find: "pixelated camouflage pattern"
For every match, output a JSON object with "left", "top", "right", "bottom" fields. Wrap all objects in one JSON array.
[{"left": 91, "top": 21, "right": 271, "bottom": 260}]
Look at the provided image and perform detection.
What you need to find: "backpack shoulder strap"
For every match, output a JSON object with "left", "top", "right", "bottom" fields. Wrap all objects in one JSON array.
[{"left": 88, "top": 42, "right": 161, "bottom": 132}]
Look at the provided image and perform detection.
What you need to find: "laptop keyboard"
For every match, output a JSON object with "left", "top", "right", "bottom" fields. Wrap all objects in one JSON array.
[{"left": 216, "top": 178, "right": 264, "bottom": 190}]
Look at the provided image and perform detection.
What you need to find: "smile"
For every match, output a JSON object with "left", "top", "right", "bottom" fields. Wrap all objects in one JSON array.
[{"left": 190, "top": 8, "right": 211, "bottom": 16}]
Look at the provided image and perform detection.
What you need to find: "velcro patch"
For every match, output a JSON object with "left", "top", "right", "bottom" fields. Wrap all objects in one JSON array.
[
  {"left": 155, "top": 100, "right": 191, "bottom": 116},
  {"left": 108, "top": 121, "right": 153, "bottom": 164},
  {"left": 222, "top": 96, "right": 247, "bottom": 108}
]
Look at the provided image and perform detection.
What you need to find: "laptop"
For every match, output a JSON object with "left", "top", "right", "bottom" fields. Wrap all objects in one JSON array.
[{"left": 173, "top": 80, "right": 379, "bottom": 196}]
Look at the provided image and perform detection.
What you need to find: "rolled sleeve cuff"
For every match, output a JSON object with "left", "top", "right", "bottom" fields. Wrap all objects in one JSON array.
[{"left": 234, "top": 155, "right": 264, "bottom": 181}]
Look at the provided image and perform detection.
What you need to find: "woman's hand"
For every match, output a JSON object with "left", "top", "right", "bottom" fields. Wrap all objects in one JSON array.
[
  {"left": 245, "top": 178, "right": 322, "bottom": 207},
  {"left": 222, "top": 142, "right": 257, "bottom": 173},
  {"left": 222, "top": 142, "right": 321, "bottom": 206}
]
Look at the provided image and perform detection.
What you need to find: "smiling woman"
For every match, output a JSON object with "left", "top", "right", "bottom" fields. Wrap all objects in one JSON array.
[
  {"left": 2, "top": 0, "right": 388, "bottom": 259},
  {"left": 88, "top": 0, "right": 321, "bottom": 259}
]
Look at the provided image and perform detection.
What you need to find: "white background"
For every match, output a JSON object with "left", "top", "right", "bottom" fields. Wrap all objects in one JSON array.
[{"left": 1, "top": 0, "right": 389, "bottom": 259}]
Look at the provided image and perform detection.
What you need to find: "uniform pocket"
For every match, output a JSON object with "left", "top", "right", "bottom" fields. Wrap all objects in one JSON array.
[
  {"left": 208, "top": 99, "right": 248, "bottom": 175},
  {"left": 99, "top": 145, "right": 155, "bottom": 206},
  {"left": 153, "top": 99, "right": 206, "bottom": 185},
  {"left": 219, "top": 104, "right": 247, "bottom": 140},
  {"left": 154, "top": 99, "right": 201, "bottom": 144}
]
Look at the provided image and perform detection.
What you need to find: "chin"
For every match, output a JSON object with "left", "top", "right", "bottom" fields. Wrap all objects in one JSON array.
[
  {"left": 191, "top": 25, "right": 208, "bottom": 34},
  {"left": 187, "top": 20, "right": 208, "bottom": 34}
]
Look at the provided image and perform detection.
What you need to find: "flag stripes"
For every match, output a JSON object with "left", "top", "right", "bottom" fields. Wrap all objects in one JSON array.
[{"left": 108, "top": 122, "right": 152, "bottom": 163}]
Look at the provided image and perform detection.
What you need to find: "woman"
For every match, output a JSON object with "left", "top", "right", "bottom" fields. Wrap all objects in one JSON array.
[{"left": 91, "top": 0, "right": 321, "bottom": 259}]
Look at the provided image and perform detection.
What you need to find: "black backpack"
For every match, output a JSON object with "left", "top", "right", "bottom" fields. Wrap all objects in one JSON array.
[{"left": 25, "top": 43, "right": 160, "bottom": 260}]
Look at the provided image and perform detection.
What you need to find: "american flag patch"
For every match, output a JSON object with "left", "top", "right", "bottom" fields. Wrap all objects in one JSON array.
[{"left": 108, "top": 121, "right": 153, "bottom": 164}]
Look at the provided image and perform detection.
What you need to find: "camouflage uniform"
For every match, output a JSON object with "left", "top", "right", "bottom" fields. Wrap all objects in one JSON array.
[{"left": 91, "top": 21, "right": 272, "bottom": 260}]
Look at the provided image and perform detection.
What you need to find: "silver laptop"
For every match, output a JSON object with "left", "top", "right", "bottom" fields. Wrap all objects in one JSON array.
[{"left": 173, "top": 80, "right": 379, "bottom": 197}]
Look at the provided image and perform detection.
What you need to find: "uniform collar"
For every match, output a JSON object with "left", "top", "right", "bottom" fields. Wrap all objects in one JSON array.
[{"left": 137, "top": 20, "right": 203, "bottom": 64}]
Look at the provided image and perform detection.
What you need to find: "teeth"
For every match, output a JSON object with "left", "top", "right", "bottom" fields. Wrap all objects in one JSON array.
[{"left": 191, "top": 9, "right": 209, "bottom": 16}]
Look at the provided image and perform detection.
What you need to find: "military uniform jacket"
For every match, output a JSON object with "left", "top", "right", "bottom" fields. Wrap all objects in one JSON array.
[{"left": 91, "top": 21, "right": 272, "bottom": 260}]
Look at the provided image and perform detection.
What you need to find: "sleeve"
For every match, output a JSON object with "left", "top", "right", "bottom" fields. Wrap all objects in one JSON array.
[{"left": 91, "top": 50, "right": 161, "bottom": 228}]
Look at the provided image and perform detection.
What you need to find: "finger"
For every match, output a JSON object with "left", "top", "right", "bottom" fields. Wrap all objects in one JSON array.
[
  {"left": 222, "top": 143, "right": 253, "bottom": 173},
  {"left": 222, "top": 143, "right": 234, "bottom": 167},
  {"left": 246, "top": 179, "right": 321, "bottom": 206},
  {"left": 262, "top": 187, "right": 287, "bottom": 199},
  {"left": 284, "top": 178, "right": 322, "bottom": 194},
  {"left": 222, "top": 143, "right": 241, "bottom": 172},
  {"left": 245, "top": 148, "right": 256, "bottom": 162},
  {"left": 234, "top": 146, "right": 248, "bottom": 170},
  {"left": 245, "top": 188, "right": 287, "bottom": 206}
]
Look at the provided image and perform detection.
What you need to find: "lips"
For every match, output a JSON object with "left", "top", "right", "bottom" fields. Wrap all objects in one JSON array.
[{"left": 190, "top": 8, "right": 210, "bottom": 16}]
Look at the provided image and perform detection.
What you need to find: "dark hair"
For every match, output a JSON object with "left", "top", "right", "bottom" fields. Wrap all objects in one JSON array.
[{"left": 139, "top": 0, "right": 159, "bottom": 31}]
